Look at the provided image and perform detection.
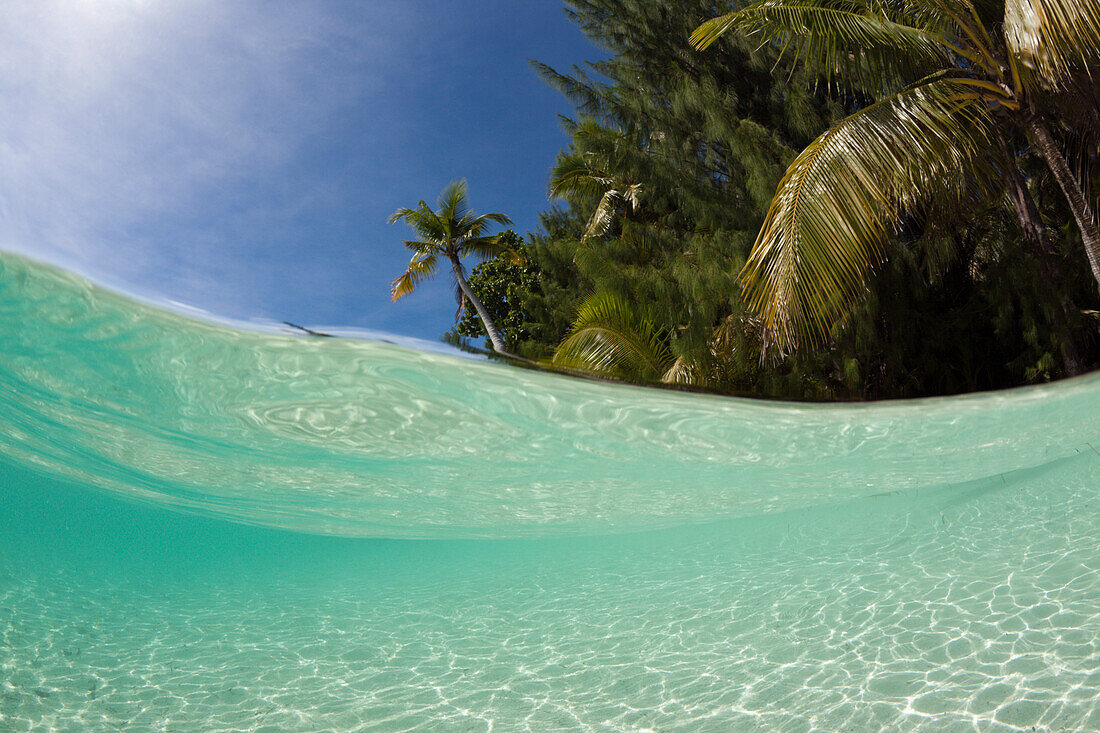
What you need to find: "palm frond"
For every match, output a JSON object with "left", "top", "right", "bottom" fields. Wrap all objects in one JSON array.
[
  {"left": 691, "top": 1, "right": 958, "bottom": 91},
  {"left": 386, "top": 207, "right": 415, "bottom": 226},
  {"left": 583, "top": 189, "right": 625, "bottom": 241},
  {"left": 437, "top": 180, "right": 469, "bottom": 223},
  {"left": 662, "top": 355, "right": 704, "bottom": 386},
  {"left": 467, "top": 212, "right": 514, "bottom": 234},
  {"left": 550, "top": 153, "right": 613, "bottom": 200},
  {"left": 550, "top": 148, "right": 643, "bottom": 244},
  {"left": 390, "top": 204, "right": 448, "bottom": 242},
  {"left": 739, "top": 77, "right": 1000, "bottom": 350},
  {"left": 621, "top": 182, "right": 643, "bottom": 212},
  {"left": 1005, "top": 0, "right": 1100, "bottom": 88},
  {"left": 461, "top": 235, "right": 511, "bottom": 260},
  {"left": 551, "top": 291, "right": 671, "bottom": 381},
  {"left": 401, "top": 239, "right": 438, "bottom": 255},
  {"left": 391, "top": 179, "right": 510, "bottom": 264},
  {"left": 390, "top": 253, "right": 441, "bottom": 301}
]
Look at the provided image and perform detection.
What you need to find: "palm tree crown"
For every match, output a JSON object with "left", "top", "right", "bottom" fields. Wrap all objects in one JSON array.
[
  {"left": 692, "top": 0, "right": 1100, "bottom": 352},
  {"left": 549, "top": 121, "right": 644, "bottom": 244},
  {"left": 388, "top": 180, "right": 514, "bottom": 353},
  {"left": 551, "top": 291, "right": 673, "bottom": 382}
]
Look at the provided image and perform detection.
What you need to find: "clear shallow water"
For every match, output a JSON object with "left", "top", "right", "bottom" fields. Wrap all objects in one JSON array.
[{"left": 1, "top": 252, "right": 1099, "bottom": 730}]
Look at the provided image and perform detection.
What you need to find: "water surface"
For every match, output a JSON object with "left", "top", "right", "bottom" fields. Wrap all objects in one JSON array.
[{"left": 1, "top": 253, "right": 1097, "bottom": 730}]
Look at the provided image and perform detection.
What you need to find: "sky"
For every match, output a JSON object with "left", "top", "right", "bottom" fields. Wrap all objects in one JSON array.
[{"left": 0, "top": 0, "right": 601, "bottom": 341}]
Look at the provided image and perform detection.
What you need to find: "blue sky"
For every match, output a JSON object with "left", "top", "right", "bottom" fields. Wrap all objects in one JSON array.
[{"left": 0, "top": 0, "right": 599, "bottom": 340}]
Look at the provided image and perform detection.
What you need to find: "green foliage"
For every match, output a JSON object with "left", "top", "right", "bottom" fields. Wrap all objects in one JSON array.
[
  {"left": 740, "top": 78, "right": 1002, "bottom": 350},
  {"left": 551, "top": 291, "right": 673, "bottom": 382},
  {"left": 450, "top": 235, "right": 544, "bottom": 354},
  {"left": 691, "top": 0, "right": 1100, "bottom": 352},
  {"left": 521, "top": 0, "right": 842, "bottom": 393},
  {"left": 489, "top": 0, "right": 1100, "bottom": 400}
]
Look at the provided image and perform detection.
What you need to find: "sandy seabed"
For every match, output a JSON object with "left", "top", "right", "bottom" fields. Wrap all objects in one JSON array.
[{"left": 1, "top": 457, "right": 1099, "bottom": 732}]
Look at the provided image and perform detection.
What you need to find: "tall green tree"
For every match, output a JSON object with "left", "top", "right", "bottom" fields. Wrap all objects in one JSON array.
[
  {"left": 475, "top": 0, "right": 1099, "bottom": 399},
  {"left": 525, "top": 0, "right": 836, "bottom": 368},
  {"left": 691, "top": 0, "right": 1100, "bottom": 353},
  {"left": 388, "top": 180, "right": 514, "bottom": 354}
]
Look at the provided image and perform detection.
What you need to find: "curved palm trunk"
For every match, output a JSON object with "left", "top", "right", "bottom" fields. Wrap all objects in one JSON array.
[
  {"left": 1025, "top": 114, "right": 1100, "bottom": 288},
  {"left": 449, "top": 257, "right": 509, "bottom": 355},
  {"left": 997, "top": 135, "right": 1084, "bottom": 375}
]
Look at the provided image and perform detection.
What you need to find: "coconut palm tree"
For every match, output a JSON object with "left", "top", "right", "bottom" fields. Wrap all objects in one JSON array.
[
  {"left": 549, "top": 121, "right": 645, "bottom": 244},
  {"left": 389, "top": 180, "right": 514, "bottom": 354},
  {"left": 550, "top": 153, "right": 644, "bottom": 244},
  {"left": 691, "top": 0, "right": 1100, "bottom": 352},
  {"left": 551, "top": 291, "right": 713, "bottom": 385},
  {"left": 552, "top": 291, "right": 672, "bottom": 381}
]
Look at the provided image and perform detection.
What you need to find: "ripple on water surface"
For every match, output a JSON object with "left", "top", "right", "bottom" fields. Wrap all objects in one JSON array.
[{"left": 1, "top": 251, "right": 1100, "bottom": 537}]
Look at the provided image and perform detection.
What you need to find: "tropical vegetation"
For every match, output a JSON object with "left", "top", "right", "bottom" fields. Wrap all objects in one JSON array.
[
  {"left": 421, "top": 0, "right": 1100, "bottom": 400},
  {"left": 691, "top": 0, "right": 1100, "bottom": 362},
  {"left": 389, "top": 180, "right": 516, "bottom": 354},
  {"left": 446, "top": 231, "right": 543, "bottom": 354}
]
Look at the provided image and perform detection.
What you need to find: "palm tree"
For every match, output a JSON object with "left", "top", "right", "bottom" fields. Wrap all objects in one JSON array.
[
  {"left": 691, "top": 0, "right": 1100, "bottom": 352},
  {"left": 549, "top": 121, "right": 644, "bottom": 244},
  {"left": 551, "top": 291, "right": 708, "bottom": 385},
  {"left": 389, "top": 180, "right": 514, "bottom": 354},
  {"left": 552, "top": 291, "right": 672, "bottom": 381}
]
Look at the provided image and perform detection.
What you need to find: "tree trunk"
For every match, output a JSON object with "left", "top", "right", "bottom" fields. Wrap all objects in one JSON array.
[
  {"left": 997, "top": 134, "right": 1084, "bottom": 375},
  {"left": 998, "top": 135, "right": 1050, "bottom": 254},
  {"left": 1025, "top": 114, "right": 1100, "bottom": 288},
  {"left": 450, "top": 257, "right": 510, "bottom": 355}
]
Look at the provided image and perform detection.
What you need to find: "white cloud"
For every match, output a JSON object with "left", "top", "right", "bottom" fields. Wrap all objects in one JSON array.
[{"left": 0, "top": 0, "right": 401, "bottom": 312}]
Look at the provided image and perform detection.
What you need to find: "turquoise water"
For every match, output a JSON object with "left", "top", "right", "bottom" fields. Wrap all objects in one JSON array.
[{"left": 1, "top": 252, "right": 1098, "bottom": 731}]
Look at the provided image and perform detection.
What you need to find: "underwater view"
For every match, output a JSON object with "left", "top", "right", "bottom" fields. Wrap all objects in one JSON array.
[
  {"left": 6, "top": 0, "right": 1100, "bottom": 729},
  {"left": 2, "top": 252, "right": 1099, "bottom": 731}
]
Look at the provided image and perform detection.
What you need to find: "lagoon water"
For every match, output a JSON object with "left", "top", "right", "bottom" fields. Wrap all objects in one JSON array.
[{"left": 1, "top": 252, "right": 1098, "bottom": 731}]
